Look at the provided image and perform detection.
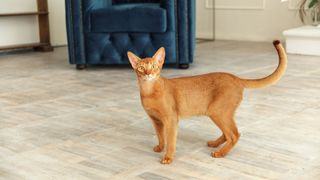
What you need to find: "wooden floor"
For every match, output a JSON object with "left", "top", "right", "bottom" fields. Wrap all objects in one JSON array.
[{"left": 0, "top": 41, "right": 319, "bottom": 180}]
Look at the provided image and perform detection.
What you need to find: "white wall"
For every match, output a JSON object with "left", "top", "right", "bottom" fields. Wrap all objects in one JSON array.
[
  {"left": 197, "top": 0, "right": 304, "bottom": 42},
  {"left": 196, "top": 0, "right": 214, "bottom": 39},
  {"left": 0, "top": 0, "right": 67, "bottom": 47},
  {"left": 48, "top": 0, "right": 67, "bottom": 46}
]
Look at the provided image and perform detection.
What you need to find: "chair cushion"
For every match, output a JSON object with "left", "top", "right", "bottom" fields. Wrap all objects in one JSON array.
[{"left": 90, "top": 3, "right": 167, "bottom": 33}]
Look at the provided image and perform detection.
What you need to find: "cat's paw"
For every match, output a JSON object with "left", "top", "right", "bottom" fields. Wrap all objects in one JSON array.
[
  {"left": 153, "top": 145, "right": 164, "bottom": 153},
  {"left": 160, "top": 156, "right": 173, "bottom": 164},
  {"left": 211, "top": 151, "right": 225, "bottom": 158},
  {"left": 207, "top": 140, "right": 220, "bottom": 148}
]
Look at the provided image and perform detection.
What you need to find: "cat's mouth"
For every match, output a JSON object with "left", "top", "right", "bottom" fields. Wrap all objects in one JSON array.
[{"left": 143, "top": 74, "right": 157, "bottom": 81}]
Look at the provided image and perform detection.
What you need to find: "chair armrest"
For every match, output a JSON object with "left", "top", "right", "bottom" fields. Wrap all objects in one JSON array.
[
  {"left": 160, "top": 0, "right": 175, "bottom": 32},
  {"left": 176, "top": 0, "right": 195, "bottom": 64},
  {"left": 160, "top": 0, "right": 195, "bottom": 64},
  {"left": 65, "top": 0, "right": 112, "bottom": 64}
]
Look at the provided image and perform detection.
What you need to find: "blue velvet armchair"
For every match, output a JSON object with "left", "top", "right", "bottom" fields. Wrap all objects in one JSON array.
[{"left": 65, "top": 0, "right": 195, "bottom": 69}]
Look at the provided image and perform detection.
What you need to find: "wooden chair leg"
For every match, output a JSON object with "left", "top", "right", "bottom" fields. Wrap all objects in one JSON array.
[
  {"left": 178, "top": 64, "right": 189, "bottom": 69},
  {"left": 76, "top": 64, "right": 87, "bottom": 70}
]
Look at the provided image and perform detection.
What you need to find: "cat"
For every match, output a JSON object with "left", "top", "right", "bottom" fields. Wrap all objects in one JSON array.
[{"left": 127, "top": 40, "right": 287, "bottom": 164}]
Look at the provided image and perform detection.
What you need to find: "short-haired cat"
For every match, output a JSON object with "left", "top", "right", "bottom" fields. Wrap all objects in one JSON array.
[{"left": 127, "top": 40, "right": 287, "bottom": 164}]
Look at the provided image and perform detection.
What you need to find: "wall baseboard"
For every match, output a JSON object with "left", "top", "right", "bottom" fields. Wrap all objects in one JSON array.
[
  {"left": 196, "top": 32, "right": 214, "bottom": 40},
  {"left": 215, "top": 34, "right": 284, "bottom": 42}
]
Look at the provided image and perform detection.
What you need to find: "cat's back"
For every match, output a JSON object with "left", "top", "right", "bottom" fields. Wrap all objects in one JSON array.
[{"left": 168, "top": 72, "right": 242, "bottom": 87}]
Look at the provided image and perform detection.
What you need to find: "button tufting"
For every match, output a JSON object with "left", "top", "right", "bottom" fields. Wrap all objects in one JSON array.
[{"left": 86, "top": 32, "right": 176, "bottom": 64}]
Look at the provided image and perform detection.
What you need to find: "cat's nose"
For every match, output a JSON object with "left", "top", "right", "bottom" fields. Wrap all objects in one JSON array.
[{"left": 145, "top": 69, "right": 152, "bottom": 75}]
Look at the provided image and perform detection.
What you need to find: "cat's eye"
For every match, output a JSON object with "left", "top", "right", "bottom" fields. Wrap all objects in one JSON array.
[
  {"left": 151, "top": 64, "right": 157, "bottom": 69},
  {"left": 137, "top": 66, "right": 144, "bottom": 72}
]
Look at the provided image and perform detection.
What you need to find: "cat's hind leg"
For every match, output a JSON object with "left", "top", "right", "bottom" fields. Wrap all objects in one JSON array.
[
  {"left": 207, "top": 89, "right": 242, "bottom": 158},
  {"left": 209, "top": 114, "right": 240, "bottom": 158}
]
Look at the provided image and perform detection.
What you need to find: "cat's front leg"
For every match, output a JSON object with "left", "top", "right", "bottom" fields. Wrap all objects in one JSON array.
[
  {"left": 161, "top": 120, "right": 178, "bottom": 164},
  {"left": 149, "top": 116, "right": 165, "bottom": 153}
]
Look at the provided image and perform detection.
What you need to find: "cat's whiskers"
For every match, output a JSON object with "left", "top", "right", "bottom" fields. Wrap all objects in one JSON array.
[{"left": 143, "top": 74, "right": 157, "bottom": 81}]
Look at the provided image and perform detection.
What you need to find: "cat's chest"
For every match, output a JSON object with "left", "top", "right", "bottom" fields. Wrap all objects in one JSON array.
[
  {"left": 141, "top": 95, "right": 161, "bottom": 108},
  {"left": 141, "top": 95, "right": 164, "bottom": 114},
  {"left": 139, "top": 80, "right": 167, "bottom": 115}
]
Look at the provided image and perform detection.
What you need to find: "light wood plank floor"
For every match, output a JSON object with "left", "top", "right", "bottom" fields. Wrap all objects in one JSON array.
[{"left": 0, "top": 41, "right": 319, "bottom": 180}]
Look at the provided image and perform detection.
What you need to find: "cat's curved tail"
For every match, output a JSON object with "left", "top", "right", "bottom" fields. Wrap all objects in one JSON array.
[{"left": 241, "top": 40, "right": 287, "bottom": 89}]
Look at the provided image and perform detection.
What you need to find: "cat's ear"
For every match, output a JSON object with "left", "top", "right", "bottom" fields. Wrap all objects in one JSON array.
[
  {"left": 153, "top": 47, "right": 165, "bottom": 65},
  {"left": 127, "top": 51, "right": 141, "bottom": 69}
]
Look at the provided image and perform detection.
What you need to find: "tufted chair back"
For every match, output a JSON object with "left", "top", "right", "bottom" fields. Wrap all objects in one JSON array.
[{"left": 66, "top": 0, "right": 195, "bottom": 68}]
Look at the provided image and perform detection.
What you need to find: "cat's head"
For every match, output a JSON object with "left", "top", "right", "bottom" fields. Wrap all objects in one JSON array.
[{"left": 127, "top": 47, "right": 165, "bottom": 81}]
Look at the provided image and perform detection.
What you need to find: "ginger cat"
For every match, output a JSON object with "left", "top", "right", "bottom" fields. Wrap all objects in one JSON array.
[{"left": 127, "top": 40, "right": 287, "bottom": 164}]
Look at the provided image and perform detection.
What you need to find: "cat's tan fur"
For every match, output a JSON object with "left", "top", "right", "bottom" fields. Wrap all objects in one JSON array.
[{"left": 127, "top": 40, "right": 287, "bottom": 164}]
